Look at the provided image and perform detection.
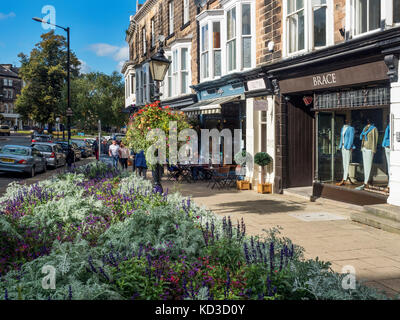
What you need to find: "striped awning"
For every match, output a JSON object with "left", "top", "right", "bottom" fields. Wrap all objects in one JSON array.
[{"left": 181, "top": 96, "right": 242, "bottom": 117}]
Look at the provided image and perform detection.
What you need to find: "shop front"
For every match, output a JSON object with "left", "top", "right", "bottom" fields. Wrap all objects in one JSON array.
[{"left": 277, "top": 60, "right": 392, "bottom": 206}]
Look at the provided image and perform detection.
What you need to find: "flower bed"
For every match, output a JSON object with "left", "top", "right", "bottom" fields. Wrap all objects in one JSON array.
[{"left": 0, "top": 162, "right": 390, "bottom": 300}]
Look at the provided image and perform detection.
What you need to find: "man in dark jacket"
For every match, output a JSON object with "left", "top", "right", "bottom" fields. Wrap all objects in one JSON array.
[
  {"left": 135, "top": 150, "right": 147, "bottom": 178},
  {"left": 66, "top": 146, "right": 75, "bottom": 170}
]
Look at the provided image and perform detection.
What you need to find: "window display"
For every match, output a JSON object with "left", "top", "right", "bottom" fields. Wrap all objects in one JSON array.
[{"left": 316, "top": 86, "right": 390, "bottom": 195}]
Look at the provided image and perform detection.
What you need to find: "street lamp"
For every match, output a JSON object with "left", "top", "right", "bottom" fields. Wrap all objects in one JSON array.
[
  {"left": 32, "top": 17, "right": 71, "bottom": 145},
  {"left": 148, "top": 39, "right": 171, "bottom": 192}
]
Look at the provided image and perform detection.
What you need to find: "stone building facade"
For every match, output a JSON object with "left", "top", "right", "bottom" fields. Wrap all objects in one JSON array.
[
  {"left": 123, "top": 0, "right": 400, "bottom": 208},
  {"left": 0, "top": 64, "right": 23, "bottom": 129}
]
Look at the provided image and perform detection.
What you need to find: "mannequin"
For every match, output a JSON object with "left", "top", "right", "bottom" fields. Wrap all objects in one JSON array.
[
  {"left": 382, "top": 121, "right": 390, "bottom": 185},
  {"left": 336, "top": 120, "right": 356, "bottom": 186},
  {"left": 356, "top": 119, "right": 378, "bottom": 190}
]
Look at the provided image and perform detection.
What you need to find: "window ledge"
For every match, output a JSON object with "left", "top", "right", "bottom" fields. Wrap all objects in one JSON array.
[
  {"left": 181, "top": 22, "right": 190, "bottom": 31},
  {"left": 166, "top": 33, "right": 175, "bottom": 41}
]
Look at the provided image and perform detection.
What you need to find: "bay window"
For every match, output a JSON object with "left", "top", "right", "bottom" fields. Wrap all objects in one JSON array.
[
  {"left": 354, "top": 0, "right": 381, "bottom": 35},
  {"left": 183, "top": 0, "right": 189, "bottom": 25},
  {"left": 201, "top": 24, "right": 209, "bottom": 79},
  {"left": 169, "top": 1, "right": 174, "bottom": 35},
  {"left": 241, "top": 4, "right": 252, "bottom": 69},
  {"left": 284, "top": 0, "right": 332, "bottom": 56},
  {"left": 227, "top": 7, "right": 237, "bottom": 72},
  {"left": 181, "top": 48, "right": 189, "bottom": 94},
  {"left": 161, "top": 44, "right": 191, "bottom": 99},
  {"left": 213, "top": 22, "right": 221, "bottom": 77},
  {"left": 151, "top": 18, "right": 155, "bottom": 48},
  {"left": 142, "top": 27, "right": 146, "bottom": 55},
  {"left": 394, "top": 0, "right": 400, "bottom": 23}
]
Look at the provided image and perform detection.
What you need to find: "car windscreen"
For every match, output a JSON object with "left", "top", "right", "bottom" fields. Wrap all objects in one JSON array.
[
  {"left": 1, "top": 147, "right": 30, "bottom": 156},
  {"left": 33, "top": 145, "right": 52, "bottom": 152}
]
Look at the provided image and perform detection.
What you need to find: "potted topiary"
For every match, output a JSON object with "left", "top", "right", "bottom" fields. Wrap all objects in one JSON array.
[
  {"left": 234, "top": 150, "right": 252, "bottom": 190},
  {"left": 254, "top": 152, "right": 273, "bottom": 194}
]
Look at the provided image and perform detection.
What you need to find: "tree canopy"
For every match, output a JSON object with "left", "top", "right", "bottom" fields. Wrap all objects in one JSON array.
[{"left": 15, "top": 31, "right": 81, "bottom": 130}]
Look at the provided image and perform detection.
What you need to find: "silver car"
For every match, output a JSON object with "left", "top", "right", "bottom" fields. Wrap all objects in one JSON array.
[
  {"left": 32, "top": 143, "right": 66, "bottom": 169},
  {"left": 0, "top": 145, "right": 47, "bottom": 177}
]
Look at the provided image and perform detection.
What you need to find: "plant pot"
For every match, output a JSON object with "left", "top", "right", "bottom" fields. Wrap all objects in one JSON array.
[
  {"left": 257, "top": 183, "right": 272, "bottom": 194},
  {"left": 237, "top": 180, "right": 251, "bottom": 190}
]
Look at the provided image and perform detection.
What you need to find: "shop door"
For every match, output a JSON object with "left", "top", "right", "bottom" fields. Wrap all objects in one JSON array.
[{"left": 287, "top": 99, "right": 314, "bottom": 188}]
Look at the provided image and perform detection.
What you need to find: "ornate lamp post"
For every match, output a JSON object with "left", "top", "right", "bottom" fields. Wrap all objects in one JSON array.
[{"left": 148, "top": 39, "right": 171, "bottom": 192}]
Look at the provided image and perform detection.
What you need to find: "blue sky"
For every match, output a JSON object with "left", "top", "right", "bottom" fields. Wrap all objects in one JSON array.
[{"left": 0, "top": 1, "right": 143, "bottom": 75}]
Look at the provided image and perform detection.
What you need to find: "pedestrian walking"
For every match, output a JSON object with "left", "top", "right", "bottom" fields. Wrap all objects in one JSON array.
[
  {"left": 66, "top": 145, "right": 75, "bottom": 170},
  {"left": 135, "top": 150, "right": 147, "bottom": 178},
  {"left": 130, "top": 149, "right": 136, "bottom": 173},
  {"left": 93, "top": 137, "right": 100, "bottom": 161},
  {"left": 108, "top": 140, "right": 120, "bottom": 170},
  {"left": 119, "top": 143, "right": 130, "bottom": 170}
]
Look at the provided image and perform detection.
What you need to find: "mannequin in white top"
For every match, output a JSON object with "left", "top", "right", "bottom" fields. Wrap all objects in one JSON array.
[{"left": 336, "top": 120, "right": 355, "bottom": 186}]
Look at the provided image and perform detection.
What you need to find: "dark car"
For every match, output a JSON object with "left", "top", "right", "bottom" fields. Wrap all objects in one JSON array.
[
  {"left": 56, "top": 142, "right": 82, "bottom": 162},
  {"left": 32, "top": 143, "right": 66, "bottom": 169},
  {"left": 0, "top": 145, "right": 47, "bottom": 177},
  {"left": 71, "top": 139, "right": 93, "bottom": 158},
  {"left": 32, "top": 134, "right": 53, "bottom": 143}
]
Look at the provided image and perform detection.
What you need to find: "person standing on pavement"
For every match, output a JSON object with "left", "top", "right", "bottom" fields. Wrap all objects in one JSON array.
[
  {"left": 66, "top": 145, "right": 75, "bottom": 170},
  {"left": 135, "top": 150, "right": 147, "bottom": 178},
  {"left": 119, "top": 143, "right": 130, "bottom": 170},
  {"left": 108, "top": 140, "right": 120, "bottom": 170},
  {"left": 93, "top": 137, "right": 100, "bottom": 161}
]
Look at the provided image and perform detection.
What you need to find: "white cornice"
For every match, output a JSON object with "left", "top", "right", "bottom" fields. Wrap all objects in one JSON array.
[{"left": 196, "top": 9, "right": 224, "bottom": 22}]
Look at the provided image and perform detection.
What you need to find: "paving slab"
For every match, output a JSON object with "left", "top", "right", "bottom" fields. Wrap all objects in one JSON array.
[{"left": 164, "top": 180, "right": 400, "bottom": 296}]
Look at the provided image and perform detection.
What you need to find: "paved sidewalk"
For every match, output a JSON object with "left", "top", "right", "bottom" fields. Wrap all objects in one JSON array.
[{"left": 164, "top": 180, "right": 400, "bottom": 298}]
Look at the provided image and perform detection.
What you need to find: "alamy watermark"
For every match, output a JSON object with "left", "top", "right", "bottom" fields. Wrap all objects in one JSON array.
[
  {"left": 39, "top": 5, "right": 56, "bottom": 30},
  {"left": 144, "top": 123, "right": 252, "bottom": 168}
]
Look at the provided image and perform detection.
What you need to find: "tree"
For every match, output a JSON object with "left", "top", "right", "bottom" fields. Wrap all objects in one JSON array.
[
  {"left": 62, "top": 71, "right": 127, "bottom": 132},
  {"left": 15, "top": 31, "right": 80, "bottom": 131}
]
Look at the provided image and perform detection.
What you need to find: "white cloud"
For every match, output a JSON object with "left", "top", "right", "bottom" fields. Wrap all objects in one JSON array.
[
  {"left": 0, "top": 12, "right": 16, "bottom": 20},
  {"left": 79, "top": 60, "right": 91, "bottom": 74},
  {"left": 88, "top": 43, "right": 129, "bottom": 72}
]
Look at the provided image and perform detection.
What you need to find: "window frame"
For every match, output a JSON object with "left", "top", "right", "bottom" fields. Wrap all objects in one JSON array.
[
  {"left": 282, "top": 0, "right": 334, "bottom": 57},
  {"left": 161, "top": 43, "right": 192, "bottom": 99},
  {"left": 142, "top": 26, "right": 147, "bottom": 55},
  {"left": 353, "top": 0, "right": 382, "bottom": 37},
  {"left": 169, "top": 1, "right": 175, "bottom": 36},
  {"left": 183, "top": 0, "right": 190, "bottom": 26},
  {"left": 222, "top": 0, "right": 256, "bottom": 74},
  {"left": 151, "top": 18, "right": 156, "bottom": 48}
]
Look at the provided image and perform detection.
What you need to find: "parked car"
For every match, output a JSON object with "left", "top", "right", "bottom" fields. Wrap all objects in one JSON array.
[
  {"left": 0, "top": 125, "right": 11, "bottom": 136},
  {"left": 32, "top": 134, "right": 53, "bottom": 143},
  {"left": 56, "top": 141, "right": 82, "bottom": 162},
  {"left": 0, "top": 145, "right": 47, "bottom": 177},
  {"left": 71, "top": 139, "right": 93, "bottom": 158},
  {"left": 31, "top": 143, "right": 66, "bottom": 169}
]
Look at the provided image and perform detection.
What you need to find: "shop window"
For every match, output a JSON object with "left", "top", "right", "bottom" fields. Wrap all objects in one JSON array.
[
  {"left": 354, "top": 0, "right": 381, "bottom": 35},
  {"left": 227, "top": 7, "right": 237, "bottom": 72},
  {"left": 394, "top": 0, "right": 400, "bottom": 23},
  {"left": 315, "top": 86, "right": 390, "bottom": 194}
]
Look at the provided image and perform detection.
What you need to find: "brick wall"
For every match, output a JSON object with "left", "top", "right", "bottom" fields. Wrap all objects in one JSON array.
[
  {"left": 256, "top": 0, "right": 282, "bottom": 66},
  {"left": 127, "top": 0, "right": 199, "bottom": 87},
  {"left": 334, "top": 0, "right": 346, "bottom": 44}
]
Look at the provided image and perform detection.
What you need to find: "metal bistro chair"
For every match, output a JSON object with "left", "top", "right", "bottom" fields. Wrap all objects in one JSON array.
[
  {"left": 167, "top": 164, "right": 181, "bottom": 181},
  {"left": 210, "top": 166, "right": 231, "bottom": 190}
]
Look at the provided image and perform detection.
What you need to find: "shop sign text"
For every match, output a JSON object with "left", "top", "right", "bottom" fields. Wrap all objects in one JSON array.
[{"left": 313, "top": 73, "right": 337, "bottom": 87}]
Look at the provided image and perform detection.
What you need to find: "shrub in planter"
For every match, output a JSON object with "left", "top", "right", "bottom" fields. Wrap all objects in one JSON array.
[{"left": 254, "top": 152, "right": 272, "bottom": 192}]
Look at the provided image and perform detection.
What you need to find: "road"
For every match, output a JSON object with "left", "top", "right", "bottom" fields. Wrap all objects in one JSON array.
[{"left": 0, "top": 134, "right": 94, "bottom": 195}]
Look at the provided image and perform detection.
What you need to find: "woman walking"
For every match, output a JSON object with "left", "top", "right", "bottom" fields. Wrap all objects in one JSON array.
[{"left": 119, "top": 143, "right": 130, "bottom": 170}]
